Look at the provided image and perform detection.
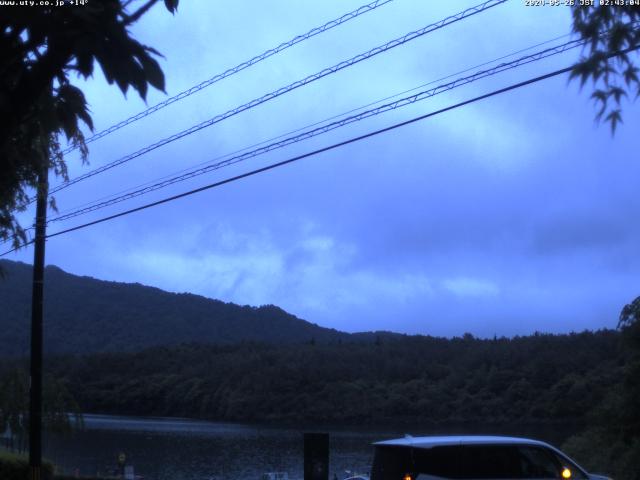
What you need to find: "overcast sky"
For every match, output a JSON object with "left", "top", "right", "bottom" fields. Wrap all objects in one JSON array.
[{"left": 8, "top": 0, "right": 640, "bottom": 337}]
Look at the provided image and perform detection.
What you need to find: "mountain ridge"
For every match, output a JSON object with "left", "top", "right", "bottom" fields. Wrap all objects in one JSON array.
[{"left": 1, "top": 259, "right": 395, "bottom": 355}]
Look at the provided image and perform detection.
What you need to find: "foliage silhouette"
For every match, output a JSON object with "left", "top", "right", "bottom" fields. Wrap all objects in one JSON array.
[
  {"left": 0, "top": 0, "right": 179, "bottom": 248},
  {"left": 0, "top": 368, "right": 82, "bottom": 453},
  {"left": 570, "top": 6, "right": 640, "bottom": 132},
  {"left": 23, "top": 330, "right": 621, "bottom": 427},
  {"left": 562, "top": 295, "right": 640, "bottom": 480}
]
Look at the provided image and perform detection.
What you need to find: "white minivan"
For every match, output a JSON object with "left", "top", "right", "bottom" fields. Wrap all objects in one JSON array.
[{"left": 370, "top": 436, "right": 611, "bottom": 480}]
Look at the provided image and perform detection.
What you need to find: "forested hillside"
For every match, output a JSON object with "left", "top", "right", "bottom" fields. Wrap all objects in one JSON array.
[
  {"left": 0, "top": 260, "right": 353, "bottom": 355},
  {"left": 37, "top": 330, "right": 621, "bottom": 425}
]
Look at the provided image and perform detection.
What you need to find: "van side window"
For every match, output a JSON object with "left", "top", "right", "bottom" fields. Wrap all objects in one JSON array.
[
  {"left": 371, "top": 444, "right": 588, "bottom": 479},
  {"left": 517, "top": 446, "right": 564, "bottom": 478}
]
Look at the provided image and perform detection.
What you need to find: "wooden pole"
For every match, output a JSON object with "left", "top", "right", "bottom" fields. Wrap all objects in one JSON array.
[{"left": 29, "top": 166, "right": 48, "bottom": 480}]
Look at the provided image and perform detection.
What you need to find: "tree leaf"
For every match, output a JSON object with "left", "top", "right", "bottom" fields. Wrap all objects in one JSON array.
[
  {"left": 609, "top": 85, "right": 627, "bottom": 104},
  {"left": 138, "top": 50, "right": 165, "bottom": 92},
  {"left": 623, "top": 65, "right": 639, "bottom": 86},
  {"left": 590, "top": 89, "right": 607, "bottom": 104},
  {"left": 605, "top": 109, "right": 622, "bottom": 134},
  {"left": 164, "top": 0, "right": 179, "bottom": 14}
]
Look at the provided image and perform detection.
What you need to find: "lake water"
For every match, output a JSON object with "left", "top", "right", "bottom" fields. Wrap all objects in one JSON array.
[{"left": 43, "top": 414, "right": 579, "bottom": 480}]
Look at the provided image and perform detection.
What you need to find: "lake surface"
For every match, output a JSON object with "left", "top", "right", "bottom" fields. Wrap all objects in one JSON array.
[{"left": 44, "top": 414, "right": 579, "bottom": 480}]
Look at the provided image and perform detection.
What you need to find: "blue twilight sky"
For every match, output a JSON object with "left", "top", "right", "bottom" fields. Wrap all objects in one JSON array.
[{"left": 7, "top": 0, "right": 640, "bottom": 337}]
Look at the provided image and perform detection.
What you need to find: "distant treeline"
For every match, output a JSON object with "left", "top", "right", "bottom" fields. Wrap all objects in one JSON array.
[{"left": 30, "top": 330, "right": 622, "bottom": 425}]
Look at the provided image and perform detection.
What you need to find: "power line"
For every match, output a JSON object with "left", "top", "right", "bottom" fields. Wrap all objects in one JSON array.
[
  {"left": 50, "top": 32, "right": 575, "bottom": 220},
  {"left": 59, "top": 0, "right": 396, "bottom": 156},
  {"left": 41, "top": 22, "right": 637, "bottom": 227},
  {"left": 10, "top": 26, "right": 627, "bottom": 240},
  {"left": 39, "top": 0, "right": 506, "bottom": 201},
  {"left": 46, "top": 37, "right": 587, "bottom": 225},
  {"left": 0, "top": 32, "right": 577, "bottom": 250},
  {"left": 1, "top": 62, "right": 582, "bottom": 257}
]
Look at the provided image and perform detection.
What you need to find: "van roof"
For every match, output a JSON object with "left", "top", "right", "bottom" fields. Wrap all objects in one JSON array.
[{"left": 373, "top": 435, "right": 551, "bottom": 449}]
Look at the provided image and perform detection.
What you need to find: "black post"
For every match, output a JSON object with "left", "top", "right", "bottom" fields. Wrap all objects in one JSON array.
[
  {"left": 29, "top": 167, "right": 48, "bottom": 480},
  {"left": 304, "top": 432, "right": 329, "bottom": 480}
]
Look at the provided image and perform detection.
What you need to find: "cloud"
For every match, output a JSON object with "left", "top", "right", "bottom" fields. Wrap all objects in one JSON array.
[{"left": 442, "top": 277, "right": 500, "bottom": 298}]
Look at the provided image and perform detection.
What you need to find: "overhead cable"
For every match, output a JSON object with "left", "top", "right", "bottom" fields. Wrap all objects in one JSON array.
[
  {"left": 2, "top": 62, "right": 586, "bottom": 258},
  {"left": 46, "top": 37, "right": 587, "bottom": 224},
  {"left": 60, "top": 0, "right": 397, "bottom": 155},
  {"left": 41, "top": 0, "right": 506, "bottom": 200}
]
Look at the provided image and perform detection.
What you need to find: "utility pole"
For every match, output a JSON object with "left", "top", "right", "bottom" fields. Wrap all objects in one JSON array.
[{"left": 29, "top": 165, "right": 48, "bottom": 480}]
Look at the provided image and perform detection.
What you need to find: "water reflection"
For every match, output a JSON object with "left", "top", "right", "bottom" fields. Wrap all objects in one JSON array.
[{"left": 45, "top": 414, "right": 577, "bottom": 480}]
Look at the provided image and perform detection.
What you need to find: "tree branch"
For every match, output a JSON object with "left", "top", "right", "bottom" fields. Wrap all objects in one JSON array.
[{"left": 122, "top": 0, "right": 160, "bottom": 25}]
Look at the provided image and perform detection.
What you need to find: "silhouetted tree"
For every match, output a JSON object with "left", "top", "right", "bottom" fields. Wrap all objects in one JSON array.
[
  {"left": 0, "top": 368, "right": 82, "bottom": 452},
  {"left": 563, "top": 295, "right": 640, "bottom": 480},
  {"left": 0, "top": 0, "right": 179, "bottom": 248},
  {"left": 618, "top": 296, "right": 640, "bottom": 440},
  {"left": 570, "top": 6, "right": 640, "bottom": 132}
]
